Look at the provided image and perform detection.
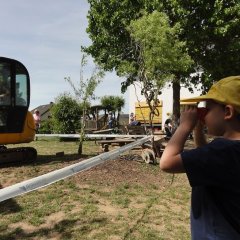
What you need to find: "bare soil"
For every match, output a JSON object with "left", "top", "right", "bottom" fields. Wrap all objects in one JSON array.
[
  {"left": 74, "top": 139, "right": 195, "bottom": 187},
  {"left": 75, "top": 155, "right": 160, "bottom": 185}
]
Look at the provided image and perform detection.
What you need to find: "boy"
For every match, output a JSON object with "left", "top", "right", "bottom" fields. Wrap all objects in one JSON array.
[{"left": 160, "top": 76, "right": 240, "bottom": 239}]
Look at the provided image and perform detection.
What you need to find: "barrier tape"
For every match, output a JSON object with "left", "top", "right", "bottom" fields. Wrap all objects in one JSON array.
[
  {"left": 36, "top": 134, "right": 147, "bottom": 138},
  {"left": 0, "top": 136, "right": 151, "bottom": 202}
]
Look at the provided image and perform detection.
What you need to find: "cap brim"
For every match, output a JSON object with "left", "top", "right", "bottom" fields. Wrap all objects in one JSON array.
[{"left": 181, "top": 94, "right": 211, "bottom": 103}]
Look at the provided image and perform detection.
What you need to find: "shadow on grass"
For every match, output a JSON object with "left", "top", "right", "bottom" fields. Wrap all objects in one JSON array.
[
  {"left": 0, "top": 219, "right": 77, "bottom": 240},
  {"left": 35, "top": 153, "right": 96, "bottom": 165},
  {"left": 0, "top": 153, "right": 97, "bottom": 169},
  {"left": 0, "top": 217, "right": 108, "bottom": 240},
  {"left": 0, "top": 184, "right": 22, "bottom": 215}
]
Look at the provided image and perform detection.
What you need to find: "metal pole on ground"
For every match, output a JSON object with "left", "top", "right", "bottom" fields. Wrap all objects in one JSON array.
[{"left": 0, "top": 136, "right": 151, "bottom": 203}]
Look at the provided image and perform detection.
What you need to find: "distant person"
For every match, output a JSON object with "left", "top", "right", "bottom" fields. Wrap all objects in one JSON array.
[
  {"left": 129, "top": 112, "right": 135, "bottom": 123},
  {"left": 33, "top": 109, "right": 41, "bottom": 133},
  {"left": 108, "top": 111, "right": 114, "bottom": 129},
  {"left": 0, "top": 76, "right": 10, "bottom": 105},
  {"left": 130, "top": 120, "right": 141, "bottom": 126},
  {"left": 164, "top": 117, "right": 172, "bottom": 140},
  {"left": 15, "top": 82, "right": 27, "bottom": 106}
]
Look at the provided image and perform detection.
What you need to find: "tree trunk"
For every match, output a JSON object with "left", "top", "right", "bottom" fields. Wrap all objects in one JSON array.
[
  {"left": 116, "top": 111, "right": 120, "bottom": 127},
  {"left": 78, "top": 141, "right": 83, "bottom": 155},
  {"left": 172, "top": 78, "right": 180, "bottom": 133},
  {"left": 78, "top": 107, "right": 86, "bottom": 155}
]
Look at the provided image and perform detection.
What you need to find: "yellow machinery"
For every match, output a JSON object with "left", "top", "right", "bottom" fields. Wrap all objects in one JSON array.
[
  {"left": 0, "top": 57, "right": 37, "bottom": 163},
  {"left": 135, "top": 101, "right": 162, "bottom": 128}
]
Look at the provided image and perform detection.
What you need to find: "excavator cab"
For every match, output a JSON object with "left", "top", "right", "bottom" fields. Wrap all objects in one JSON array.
[{"left": 0, "top": 57, "right": 37, "bottom": 163}]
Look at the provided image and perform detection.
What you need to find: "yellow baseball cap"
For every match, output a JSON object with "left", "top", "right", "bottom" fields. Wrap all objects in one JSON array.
[{"left": 181, "top": 76, "right": 240, "bottom": 113}]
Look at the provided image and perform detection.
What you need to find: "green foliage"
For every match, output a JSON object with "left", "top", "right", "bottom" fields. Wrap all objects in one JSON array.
[
  {"left": 113, "top": 96, "right": 125, "bottom": 112},
  {"left": 128, "top": 10, "right": 193, "bottom": 90},
  {"left": 65, "top": 54, "right": 104, "bottom": 154},
  {"left": 65, "top": 55, "right": 104, "bottom": 104},
  {"left": 100, "top": 95, "right": 115, "bottom": 112},
  {"left": 101, "top": 95, "right": 125, "bottom": 113},
  {"left": 85, "top": 0, "right": 240, "bottom": 127},
  {"left": 154, "top": 0, "right": 240, "bottom": 89},
  {"left": 86, "top": 0, "right": 240, "bottom": 89},
  {"left": 127, "top": 11, "right": 193, "bottom": 127},
  {"left": 129, "top": 11, "right": 190, "bottom": 78},
  {"left": 38, "top": 119, "right": 53, "bottom": 134},
  {"left": 85, "top": 0, "right": 144, "bottom": 91},
  {"left": 189, "top": 0, "right": 240, "bottom": 87},
  {"left": 101, "top": 95, "right": 125, "bottom": 126},
  {"left": 50, "top": 93, "right": 82, "bottom": 134}
]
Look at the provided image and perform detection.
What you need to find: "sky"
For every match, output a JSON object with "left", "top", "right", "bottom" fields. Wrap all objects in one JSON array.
[{"left": 0, "top": 0, "right": 129, "bottom": 113}]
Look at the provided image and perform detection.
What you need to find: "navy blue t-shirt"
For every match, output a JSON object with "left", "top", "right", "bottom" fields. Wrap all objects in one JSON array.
[{"left": 181, "top": 138, "right": 240, "bottom": 238}]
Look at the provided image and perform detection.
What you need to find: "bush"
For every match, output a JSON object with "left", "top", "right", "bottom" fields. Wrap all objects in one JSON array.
[
  {"left": 38, "top": 119, "right": 53, "bottom": 134},
  {"left": 51, "top": 93, "right": 82, "bottom": 134}
]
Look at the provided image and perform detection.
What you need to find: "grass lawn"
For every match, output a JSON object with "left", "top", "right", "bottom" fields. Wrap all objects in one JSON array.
[{"left": 0, "top": 137, "right": 191, "bottom": 240}]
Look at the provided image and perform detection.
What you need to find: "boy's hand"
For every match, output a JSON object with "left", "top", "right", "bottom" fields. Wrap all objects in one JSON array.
[{"left": 179, "top": 105, "right": 198, "bottom": 132}]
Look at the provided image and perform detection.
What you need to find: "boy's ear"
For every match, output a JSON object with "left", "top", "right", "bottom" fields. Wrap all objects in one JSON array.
[{"left": 224, "top": 105, "right": 235, "bottom": 120}]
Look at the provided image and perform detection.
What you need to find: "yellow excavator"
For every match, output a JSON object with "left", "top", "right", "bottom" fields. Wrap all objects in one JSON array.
[{"left": 0, "top": 57, "right": 37, "bottom": 163}]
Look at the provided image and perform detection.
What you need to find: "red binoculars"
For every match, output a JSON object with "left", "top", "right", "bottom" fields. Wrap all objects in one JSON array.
[{"left": 197, "top": 107, "right": 208, "bottom": 122}]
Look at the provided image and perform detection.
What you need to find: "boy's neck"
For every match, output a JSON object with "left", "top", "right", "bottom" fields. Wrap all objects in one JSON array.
[{"left": 223, "top": 121, "right": 240, "bottom": 140}]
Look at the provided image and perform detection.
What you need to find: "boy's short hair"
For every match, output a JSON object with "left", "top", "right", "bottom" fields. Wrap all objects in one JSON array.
[{"left": 181, "top": 76, "right": 240, "bottom": 113}]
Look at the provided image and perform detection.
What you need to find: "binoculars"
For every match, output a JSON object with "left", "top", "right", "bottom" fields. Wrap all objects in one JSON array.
[{"left": 197, "top": 107, "right": 208, "bottom": 122}]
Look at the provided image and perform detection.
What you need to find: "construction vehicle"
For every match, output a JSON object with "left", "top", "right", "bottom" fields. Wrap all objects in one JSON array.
[
  {"left": 135, "top": 101, "right": 163, "bottom": 129},
  {"left": 0, "top": 57, "right": 37, "bottom": 163}
]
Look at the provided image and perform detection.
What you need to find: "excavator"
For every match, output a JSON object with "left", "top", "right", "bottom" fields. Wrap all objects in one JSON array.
[{"left": 0, "top": 57, "right": 37, "bottom": 163}]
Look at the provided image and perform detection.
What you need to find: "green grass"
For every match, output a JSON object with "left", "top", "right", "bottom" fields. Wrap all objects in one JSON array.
[{"left": 0, "top": 138, "right": 191, "bottom": 240}]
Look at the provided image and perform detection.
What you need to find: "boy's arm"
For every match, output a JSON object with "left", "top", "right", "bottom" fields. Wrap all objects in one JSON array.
[
  {"left": 193, "top": 121, "right": 207, "bottom": 147},
  {"left": 160, "top": 106, "right": 198, "bottom": 173}
]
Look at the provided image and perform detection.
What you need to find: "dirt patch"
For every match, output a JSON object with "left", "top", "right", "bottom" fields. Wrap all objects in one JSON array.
[
  {"left": 73, "top": 139, "right": 195, "bottom": 187},
  {"left": 74, "top": 155, "right": 163, "bottom": 187}
]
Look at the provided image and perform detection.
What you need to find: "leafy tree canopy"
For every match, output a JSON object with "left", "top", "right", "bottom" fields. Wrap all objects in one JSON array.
[
  {"left": 85, "top": 0, "right": 145, "bottom": 91},
  {"left": 153, "top": 0, "right": 240, "bottom": 89},
  {"left": 128, "top": 11, "right": 193, "bottom": 85},
  {"left": 85, "top": 0, "right": 240, "bottom": 91},
  {"left": 100, "top": 95, "right": 125, "bottom": 113}
]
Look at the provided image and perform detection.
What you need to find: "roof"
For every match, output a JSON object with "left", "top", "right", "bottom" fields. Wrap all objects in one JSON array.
[{"left": 31, "top": 102, "right": 54, "bottom": 121}]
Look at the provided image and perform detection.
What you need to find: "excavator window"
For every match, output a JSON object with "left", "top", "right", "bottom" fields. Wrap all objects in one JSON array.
[
  {"left": 15, "top": 72, "right": 28, "bottom": 106},
  {"left": 0, "top": 57, "right": 30, "bottom": 133},
  {"left": 0, "top": 63, "right": 11, "bottom": 106}
]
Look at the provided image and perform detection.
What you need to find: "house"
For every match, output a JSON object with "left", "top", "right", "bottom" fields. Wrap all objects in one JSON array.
[{"left": 31, "top": 102, "right": 54, "bottom": 121}]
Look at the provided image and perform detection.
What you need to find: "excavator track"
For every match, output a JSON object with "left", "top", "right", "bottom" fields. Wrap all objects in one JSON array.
[{"left": 0, "top": 147, "right": 37, "bottom": 165}]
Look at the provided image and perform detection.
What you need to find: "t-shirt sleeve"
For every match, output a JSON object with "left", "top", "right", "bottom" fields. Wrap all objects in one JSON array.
[{"left": 181, "top": 139, "right": 239, "bottom": 188}]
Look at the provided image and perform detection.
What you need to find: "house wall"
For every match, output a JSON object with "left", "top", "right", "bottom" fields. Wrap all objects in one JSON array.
[{"left": 129, "top": 81, "right": 202, "bottom": 128}]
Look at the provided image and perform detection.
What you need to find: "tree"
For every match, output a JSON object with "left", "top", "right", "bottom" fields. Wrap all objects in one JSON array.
[
  {"left": 113, "top": 96, "right": 125, "bottom": 125},
  {"left": 143, "top": 0, "right": 240, "bottom": 119},
  {"left": 128, "top": 11, "right": 193, "bottom": 128},
  {"left": 176, "top": 0, "right": 240, "bottom": 89},
  {"left": 51, "top": 93, "right": 82, "bottom": 134},
  {"left": 85, "top": 0, "right": 240, "bottom": 126},
  {"left": 65, "top": 54, "right": 104, "bottom": 154},
  {"left": 85, "top": 0, "right": 193, "bottom": 127},
  {"left": 85, "top": 0, "right": 144, "bottom": 89},
  {"left": 145, "top": 0, "right": 240, "bottom": 89},
  {"left": 100, "top": 95, "right": 125, "bottom": 126}
]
